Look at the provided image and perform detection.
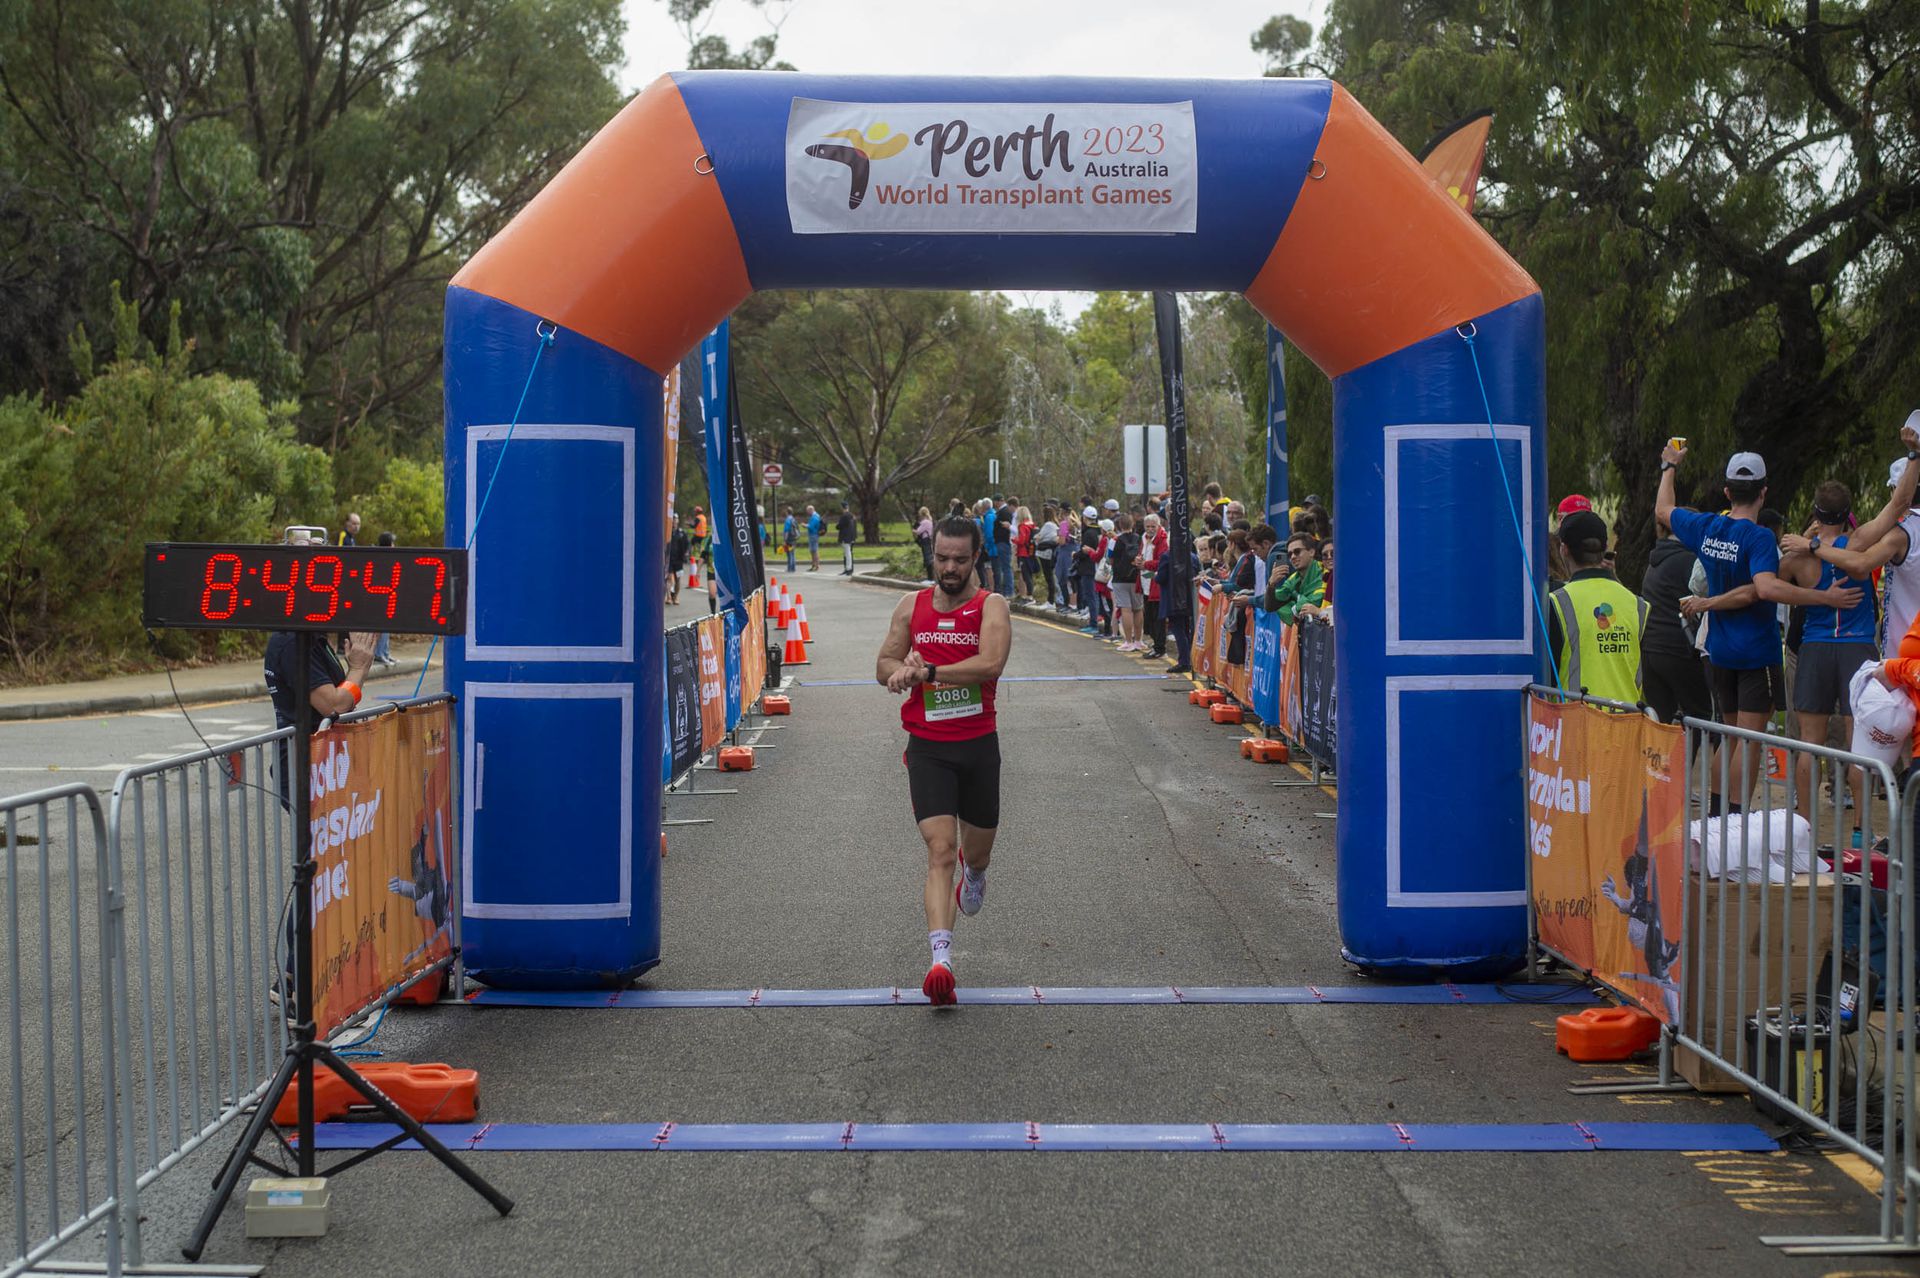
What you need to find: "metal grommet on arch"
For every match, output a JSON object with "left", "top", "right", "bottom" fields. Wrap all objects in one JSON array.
[
  {"left": 534, "top": 319, "right": 559, "bottom": 343},
  {"left": 694, "top": 153, "right": 715, "bottom": 176},
  {"left": 1307, "top": 158, "right": 1327, "bottom": 180},
  {"left": 1455, "top": 320, "right": 1478, "bottom": 340}
]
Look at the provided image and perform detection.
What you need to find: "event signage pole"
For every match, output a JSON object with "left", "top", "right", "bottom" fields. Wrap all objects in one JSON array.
[
  {"left": 1152, "top": 292, "right": 1193, "bottom": 621},
  {"left": 1264, "top": 323, "right": 1290, "bottom": 527},
  {"left": 140, "top": 542, "right": 511, "bottom": 1260}
]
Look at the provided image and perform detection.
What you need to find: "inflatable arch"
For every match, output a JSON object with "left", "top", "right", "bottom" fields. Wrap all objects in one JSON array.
[{"left": 444, "top": 73, "right": 1545, "bottom": 986}]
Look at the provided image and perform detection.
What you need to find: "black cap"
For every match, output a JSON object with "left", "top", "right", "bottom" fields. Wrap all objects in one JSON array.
[{"left": 1557, "top": 509, "right": 1608, "bottom": 550}]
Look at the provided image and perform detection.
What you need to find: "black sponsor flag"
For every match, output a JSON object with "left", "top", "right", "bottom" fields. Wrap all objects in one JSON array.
[
  {"left": 1153, "top": 291, "right": 1193, "bottom": 620},
  {"left": 725, "top": 362, "right": 766, "bottom": 607}
]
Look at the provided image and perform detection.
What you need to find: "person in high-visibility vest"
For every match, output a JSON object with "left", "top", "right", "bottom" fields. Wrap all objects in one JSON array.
[{"left": 1547, "top": 510, "right": 1648, "bottom": 703}]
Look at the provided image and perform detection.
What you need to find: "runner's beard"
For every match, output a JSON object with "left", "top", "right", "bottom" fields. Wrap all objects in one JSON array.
[{"left": 937, "top": 569, "right": 970, "bottom": 597}]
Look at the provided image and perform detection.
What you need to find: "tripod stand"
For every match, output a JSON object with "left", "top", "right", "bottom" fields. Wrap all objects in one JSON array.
[{"left": 183, "top": 633, "right": 511, "bottom": 1260}]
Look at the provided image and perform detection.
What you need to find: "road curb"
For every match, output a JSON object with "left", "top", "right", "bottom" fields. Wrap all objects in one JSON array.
[{"left": 0, "top": 659, "right": 433, "bottom": 723}]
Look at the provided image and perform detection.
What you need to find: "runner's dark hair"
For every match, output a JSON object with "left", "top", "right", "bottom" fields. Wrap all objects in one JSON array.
[{"left": 933, "top": 515, "right": 983, "bottom": 554}]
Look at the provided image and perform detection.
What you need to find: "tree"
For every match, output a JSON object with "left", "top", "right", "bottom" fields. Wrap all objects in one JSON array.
[
  {"left": 0, "top": 286, "right": 332, "bottom": 678},
  {"left": 733, "top": 289, "right": 1010, "bottom": 541},
  {"left": 1282, "top": 0, "right": 1920, "bottom": 582},
  {"left": 663, "top": 0, "right": 797, "bottom": 70},
  {"left": 0, "top": 0, "right": 626, "bottom": 471}
]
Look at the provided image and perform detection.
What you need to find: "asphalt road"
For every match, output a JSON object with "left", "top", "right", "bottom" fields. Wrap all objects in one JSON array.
[{"left": 6, "top": 583, "right": 1910, "bottom": 1276}]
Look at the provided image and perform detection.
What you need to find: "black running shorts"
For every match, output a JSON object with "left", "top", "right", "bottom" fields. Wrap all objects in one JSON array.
[
  {"left": 903, "top": 732, "right": 1001, "bottom": 829},
  {"left": 1792, "top": 640, "right": 1877, "bottom": 716},
  {"left": 1706, "top": 659, "right": 1785, "bottom": 717}
]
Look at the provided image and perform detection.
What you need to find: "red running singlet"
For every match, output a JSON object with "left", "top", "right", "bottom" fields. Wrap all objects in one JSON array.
[{"left": 899, "top": 588, "right": 998, "bottom": 742}]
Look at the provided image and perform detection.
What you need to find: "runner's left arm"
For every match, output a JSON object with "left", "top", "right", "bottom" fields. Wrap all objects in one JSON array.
[
  {"left": 911, "top": 595, "right": 1011, "bottom": 689},
  {"left": 876, "top": 595, "right": 919, "bottom": 692}
]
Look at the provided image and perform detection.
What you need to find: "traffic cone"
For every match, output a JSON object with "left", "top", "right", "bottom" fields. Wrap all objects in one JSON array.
[
  {"left": 777, "top": 582, "right": 796, "bottom": 627},
  {"left": 795, "top": 593, "right": 813, "bottom": 643},
  {"left": 688, "top": 558, "right": 702, "bottom": 590},
  {"left": 782, "top": 612, "right": 810, "bottom": 665}
]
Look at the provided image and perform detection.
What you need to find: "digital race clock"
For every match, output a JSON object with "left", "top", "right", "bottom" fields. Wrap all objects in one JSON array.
[{"left": 142, "top": 543, "right": 468, "bottom": 636}]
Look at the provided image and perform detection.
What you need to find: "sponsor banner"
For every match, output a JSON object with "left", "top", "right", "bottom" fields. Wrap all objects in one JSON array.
[
  {"left": 1264, "top": 324, "right": 1289, "bottom": 528},
  {"left": 1192, "top": 582, "right": 1215, "bottom": 681},
  {"left": 1250, "top": 610, "right": 1284, "bottom": 731},
  {"left": 724, "top": 610, "right": 744, "bottom": 732},
  {"left": 786, "top": 98, "right": 1197, "bottom": 236},
  {"left": 308, "top": 703, "right": 455, "bottom": 1039},
  {"left": 1526, "top": 693, "right": 1686, "bottom": 1022},
  {"left": 697, "top": 614, "right": 727, "bottom": 754},
  {"left": 1153, "top": 292, "right": 1193, "bottom": 619},
  {"left": 725, "top": 366, "right": 766, "bottom": 611},
  {"left": 666, "top": 625, "right": 702, "bottom": 782},
  {"left": 664, "top": 366, "right": 682, "bottom": 543},
  {"left": 1297, "top": 619, "right": 1336, "bottom": 767},
  {"left": 741, "top": 590, "right": 767, "bottom": 708}
]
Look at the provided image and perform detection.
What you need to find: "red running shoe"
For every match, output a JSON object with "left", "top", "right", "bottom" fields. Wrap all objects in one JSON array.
[{"left": 922, "top": 961, "right": 956, "bottom": 1007}]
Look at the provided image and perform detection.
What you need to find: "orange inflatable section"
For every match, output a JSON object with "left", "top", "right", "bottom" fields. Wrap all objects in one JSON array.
[
  {"left": 451, "top": 75, "right": 751, "bottom": 375},
  {"left": 1244, "top": 84, "right": 1538, "bottom": 379}
]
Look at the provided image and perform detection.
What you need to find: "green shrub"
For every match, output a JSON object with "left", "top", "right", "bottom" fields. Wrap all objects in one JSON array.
[
  {"left": 0, "top": 289, "right": 333, "bottom": 679},
  {"left": 354, "top": 457, "right": 444, "bottom": 547}
]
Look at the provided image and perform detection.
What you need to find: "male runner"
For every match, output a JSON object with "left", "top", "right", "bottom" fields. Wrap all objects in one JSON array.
[{"left": 875, "top": 515, "right": 1012, "bottom": 1006}]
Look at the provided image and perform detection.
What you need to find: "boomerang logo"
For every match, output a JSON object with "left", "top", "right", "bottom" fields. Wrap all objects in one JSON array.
[{"left": 806, "top": 122, "right": 910, "bottom": 209}]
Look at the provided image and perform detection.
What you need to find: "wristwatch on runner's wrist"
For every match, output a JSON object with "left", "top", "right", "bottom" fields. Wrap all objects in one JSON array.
[
  {"left": 925, "top": 664, "right": 938, "bottom": 684},
  {"left": 1808, "top": 535, "right": 1822, "bottom": 553}
]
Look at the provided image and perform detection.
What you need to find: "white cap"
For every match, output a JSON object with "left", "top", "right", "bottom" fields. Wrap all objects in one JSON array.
[
  {"left": 1099, "top": 518, "right": 1115, "bottom": 533},
  {"left": 1906, "top": 408, "right": 1920, "bottom": 435},
  {"left": 1103, "top": 498, "right": 1120, "bottom": 511},
  {"left": 1083, "top": 505, "right": 1098, "bottom": 519},
  {"left": 1891, "top": 458, "right": 1911, "bottom": 490},
  {"left": 1725, "top": 452, "right": 1767, "bottom": 481}
]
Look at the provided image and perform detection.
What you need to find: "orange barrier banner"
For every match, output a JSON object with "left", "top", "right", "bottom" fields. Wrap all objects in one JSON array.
[
  {"left": 740, "top": 590, "right": 767, "bottom": 706},
  {"left": 697, "top": 613, "right": 727, "bottom": 753},
  {"left": 308, "top": 703, "right": 455, "bottom": 1038},
  {"left": 1192, "top": 583, "right": 1216, "bottom": 681},
  {"left": 1526, "top": 693, "right": 1686, "bottom": 1022}
]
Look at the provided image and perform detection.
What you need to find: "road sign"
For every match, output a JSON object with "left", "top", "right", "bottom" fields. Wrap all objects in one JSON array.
[{"left": 762, "top": 463, "right": 783, "bottom": 487}]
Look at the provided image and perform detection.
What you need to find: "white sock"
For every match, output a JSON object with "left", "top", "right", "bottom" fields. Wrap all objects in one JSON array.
[{"left": 929, "top": 929, "right": 953, "bottom": 968}]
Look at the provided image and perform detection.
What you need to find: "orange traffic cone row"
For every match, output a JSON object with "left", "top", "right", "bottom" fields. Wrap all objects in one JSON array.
[
  {"left": 782, "top": 611, "right": 810, "bottom": 665},
  {"left": 795, "top": 593, "right": 813, "bottom": 643}
]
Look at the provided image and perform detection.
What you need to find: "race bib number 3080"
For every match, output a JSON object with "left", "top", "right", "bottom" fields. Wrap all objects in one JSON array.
[{"left": 923, "top": 682, "right": 984, "bottom": 721}]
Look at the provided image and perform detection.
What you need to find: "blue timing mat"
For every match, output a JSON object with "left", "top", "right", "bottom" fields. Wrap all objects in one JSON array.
[
  {"left": 307, "top": 1120, "right": 1775, "bottom": 1154},
  {"left": 463, "top": 983, "right": 1597, "bottom": 1009}
]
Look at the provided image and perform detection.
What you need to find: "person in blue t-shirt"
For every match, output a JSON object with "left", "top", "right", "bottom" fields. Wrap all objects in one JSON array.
[
  {"left": 805, "top": 505, "right": 823, "bottom": 571},
  {"left": 1656, "top": 443, "right": 1861, "bottom": 805}
]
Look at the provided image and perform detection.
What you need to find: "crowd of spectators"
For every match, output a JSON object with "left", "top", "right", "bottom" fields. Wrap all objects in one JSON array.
[
  {"left": 909, "top": 484, "right": 1336, "bottom": 677},
  {"left": 1548, "top": 418, "right": 1920, "bottom": 836}
]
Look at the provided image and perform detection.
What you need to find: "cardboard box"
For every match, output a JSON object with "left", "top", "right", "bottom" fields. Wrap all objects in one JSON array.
[
  {"left": 1676, "top": 873, "right": 1837, "bottom": 1094},
  {"left": 246, "top": 1177, "right": 330, "bottom": 1238}
]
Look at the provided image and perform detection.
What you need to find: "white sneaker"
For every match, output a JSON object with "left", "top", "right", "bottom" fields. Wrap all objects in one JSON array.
[{"left": 955, "top": 851, "right": 985, "bottom": 917}]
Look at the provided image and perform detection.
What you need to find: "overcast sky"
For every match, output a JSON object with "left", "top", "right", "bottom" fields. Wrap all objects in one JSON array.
[{"left": 617, "top": 0, "right": 1322, "bottom": 320}]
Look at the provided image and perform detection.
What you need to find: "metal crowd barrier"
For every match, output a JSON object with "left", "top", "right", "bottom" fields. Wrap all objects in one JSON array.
[
  {"left": 1529, "top": 684, "right": 1919, "bottom": 1255},
  {"left": 1677, "top": 717, "right": 1912, "bottom": 1254},
  {"left": 6, "top": 693, "right": 460, "bottom": 1276},
  {"left": 105, "top": 726, "right": 296, "bottom": 1271},
  {"left": 2, "top": 784, "right": 125, "bottom": 1278}
]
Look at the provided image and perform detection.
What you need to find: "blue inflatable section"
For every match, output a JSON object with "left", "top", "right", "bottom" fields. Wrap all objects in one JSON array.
[
  {"left": 444, "top": 286, "right": 664, "bottom": 987},
  {"left": 673, "top": 73, "right": 1328, "bottom": 292},
  {"left": 1330, "top": 293, "right": 1546, "bottom": 974}
]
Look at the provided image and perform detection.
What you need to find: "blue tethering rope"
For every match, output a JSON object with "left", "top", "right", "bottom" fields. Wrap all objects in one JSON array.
[
  {"left": 405, "top": 319, "right": 558, "bottom": 700},
  {"left": 1458, "top": 323, "right": 1563, "bottom": 690}
]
